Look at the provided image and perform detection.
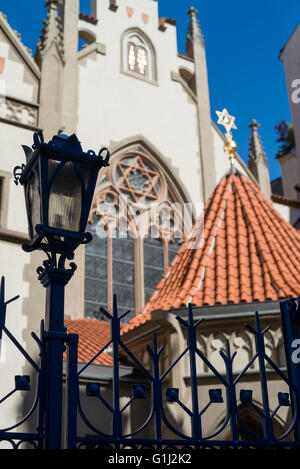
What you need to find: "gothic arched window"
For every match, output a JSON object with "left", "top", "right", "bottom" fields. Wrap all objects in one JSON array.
[
  {"left": 84, "top": 144, "right": 191, "bottom": 321},
  {"left": 121, "top": 30, "right": 157, "bottom": 82},
  {"left": 85, "top": 215, "right": 108, "bottom": 319}
]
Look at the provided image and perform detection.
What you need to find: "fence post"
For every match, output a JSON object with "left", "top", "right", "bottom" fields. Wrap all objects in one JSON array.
[
  {"left": 186, "top": 304, "right": 202, "bottom": 440},
  {"left": 65, "top": 333, "right": 79, "bottom": 449},
  {"left": 39, "top": 268, "right": 72, "bottom": 449},
  {"left": 280, "top": 298, "right": 300, "bottom": 441}
]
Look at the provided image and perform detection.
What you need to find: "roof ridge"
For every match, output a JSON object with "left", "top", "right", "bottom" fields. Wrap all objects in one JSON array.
[{"left": 184, "top": 176, "right": 234, "bottom": 304}]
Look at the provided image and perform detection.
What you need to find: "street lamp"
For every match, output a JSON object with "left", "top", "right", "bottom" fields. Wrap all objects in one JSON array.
[{"left": 13, "top": 131, "right": 110, "bottom": 449}]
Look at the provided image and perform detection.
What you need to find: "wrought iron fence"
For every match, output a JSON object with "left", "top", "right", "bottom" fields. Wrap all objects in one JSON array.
[
  {"left": 0, "top": 277, "right": 45, "bottom": 449},
  {"left": 65, "top": 296, "right": 299, "bottom": 449},
  {"left": 0, "top": 275, "right": 300, "bottom": 449}
]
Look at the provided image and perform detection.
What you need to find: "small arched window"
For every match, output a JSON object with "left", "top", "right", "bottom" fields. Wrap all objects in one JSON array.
[{"left": 122, "top": 30, "right": 156, "bottom": 82}]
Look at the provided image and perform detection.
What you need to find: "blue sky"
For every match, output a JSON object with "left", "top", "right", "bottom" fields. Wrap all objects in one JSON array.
[{"left": 0, "top": 0, "right": 299, "bottom": 180}]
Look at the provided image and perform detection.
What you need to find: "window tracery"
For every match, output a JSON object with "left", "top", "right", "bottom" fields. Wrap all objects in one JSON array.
[{"left": 85, "top": 149, "right": 188, "bottom": 321}]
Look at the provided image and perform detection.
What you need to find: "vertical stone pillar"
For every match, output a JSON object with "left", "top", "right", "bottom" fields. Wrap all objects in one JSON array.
[{"left": 186, "top": 7, "right": 216, "bottom": 203}]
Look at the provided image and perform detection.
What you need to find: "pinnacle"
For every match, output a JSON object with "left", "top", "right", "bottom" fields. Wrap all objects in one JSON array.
[
  {"left": 248, "top": 119, "right": 260, "bottom": 129},
  {"left": 248, "top": 119, "right": 266, "bottom": 163},
  {"left": 45, "top": 0, "right": 62, "bottom": 7},
  {"left": 36, "top": 0, "right": 64, "bottom": 64},
  {"left": 187, "top": 6, "right": 198, "bottom": 15},
  {"left": 186, "top": 5, "right": 204, "bottom": 56}
]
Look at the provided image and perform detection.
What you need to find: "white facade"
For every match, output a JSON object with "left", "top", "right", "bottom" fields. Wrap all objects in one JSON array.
[
  {"left": 77, "top": 0, "right": 250, "bottom": 209},
  {"left": 280, "top": 23, "right": 300, "bottom": 195}
]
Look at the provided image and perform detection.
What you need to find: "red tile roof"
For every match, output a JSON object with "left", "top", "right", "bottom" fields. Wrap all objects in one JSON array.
[
  {"left": 271, "top": 193, "right": 300, "bottom": 209},
  {"left": 123, "top": 172, "right": 300, "bottom": 333},
  {"left": 64, "top": 318, "right": 112, "bottom": 366}
]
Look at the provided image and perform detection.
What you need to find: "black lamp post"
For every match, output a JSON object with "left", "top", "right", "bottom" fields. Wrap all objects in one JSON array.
[{"left": 14, "top": 131, "right": 110, "bottom": 449}]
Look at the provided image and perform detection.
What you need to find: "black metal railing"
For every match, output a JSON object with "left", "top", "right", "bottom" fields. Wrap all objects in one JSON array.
[
  {"left": 0, "top": 275, "right": 300, "bottom": 449},
  {"left": 65, "top": 296, "right": 300, "bottom": 449}
]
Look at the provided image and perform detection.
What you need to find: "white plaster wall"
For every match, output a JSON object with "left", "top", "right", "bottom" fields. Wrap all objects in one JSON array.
[
  {"left": 0, "top": 122, "right": 33, "bottom": 232},
  {"left": 77, "top": 0, "right": 253, "bottom": 207},
  {"left": 0, "top": 123, "right": 46, "bottom": 432},
  {"left": 0, "top": 40, "right": 34, "bottom": 102},
  {"left": 0, "top": 241, "right": 45, "bottom": 434},
  {"left": 273, "top": 202, "right": 290, "bottom": 222},
  {"left": 281, "top": 24, "right": 300, "bottom": 180},
  {"left": 278, "top": 152, "right": 299, "bottom": 200},
  {"left": 273, "top": 201, "right": 300, "bottom": 225}
]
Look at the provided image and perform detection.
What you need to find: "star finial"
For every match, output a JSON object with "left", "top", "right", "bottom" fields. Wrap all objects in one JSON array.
[
  {"left": 216, "top": 108, "right": 237, "bottom": 136},
  {"left": 216, "top": 108, "right": 238, "bottom": 165}
]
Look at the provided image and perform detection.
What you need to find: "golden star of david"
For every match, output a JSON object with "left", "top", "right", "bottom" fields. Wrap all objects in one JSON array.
[
  {"left": 216, "top": 108, "right": 237, "bottom": 135},
  {"left": 216, "top": 108, "right": 238, "bottom": 165}
]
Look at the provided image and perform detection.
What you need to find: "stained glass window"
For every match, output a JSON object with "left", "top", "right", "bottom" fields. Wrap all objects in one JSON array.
[
  {"left": 128, "top": 42, "right": 148, "bottom": 76},
  {"left": 84, "top": 217, "right": 108, "bottom": 318},
  {"left": 168, "top": 239, "right": 181, "bottom": 265},
  {"left": 144, "top": 238, "right": 164, "bottom": 303},
  {"left": 113, "top": 237, "right": 136, "bottom": 320}
]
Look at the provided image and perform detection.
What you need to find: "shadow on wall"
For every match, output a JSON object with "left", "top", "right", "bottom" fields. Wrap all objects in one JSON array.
[{"left": 20, "top": 250, "right": 45, "bottom": 435}]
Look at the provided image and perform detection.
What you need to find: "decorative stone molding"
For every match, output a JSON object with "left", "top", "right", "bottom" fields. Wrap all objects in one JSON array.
[
  {"left": 0, "top": 228, "right": 29, "bottom": 244},
  {"left": 78, "top": 42, "right": 106, "bottom": 62},
  {"left": 36, "top": 0, "right": 64, "bottom": 65},
  {"left": 194, "top": 321, "right": 284, "bottom": 375}
]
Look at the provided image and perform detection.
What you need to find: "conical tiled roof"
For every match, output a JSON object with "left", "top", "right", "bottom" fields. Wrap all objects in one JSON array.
[{"left": 123, "top": 171, "right": 300, "bottom": 333}]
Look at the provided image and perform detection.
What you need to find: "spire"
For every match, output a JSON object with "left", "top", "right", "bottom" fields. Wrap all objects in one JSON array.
[
  {"left": 186, "top": 6, "right": 204, "bottom": 57},
  {"left": 248, "top": 119, "right": 272, "bottom": 199},
  {"left": 35, "top": 0, "right": 64, "bottom": 65}
]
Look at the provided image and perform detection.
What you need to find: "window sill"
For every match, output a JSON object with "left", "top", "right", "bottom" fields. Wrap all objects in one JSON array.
[{"left": 120, "top": 70, "right": 159, "bottom": 87}]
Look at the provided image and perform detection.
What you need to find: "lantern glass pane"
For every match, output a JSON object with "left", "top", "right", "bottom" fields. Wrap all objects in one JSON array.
[
  {"left": 48, "top": 158, "right": 61, "bottom": 183},
  {"left": 26, "top": 169, "right": 41, "bottom": 241},
  {"left": 81, "top": 165, "right": 91, "bottom": 189},
  {"left": 48, "top": 161, "right": 82, "bottom": 232}
]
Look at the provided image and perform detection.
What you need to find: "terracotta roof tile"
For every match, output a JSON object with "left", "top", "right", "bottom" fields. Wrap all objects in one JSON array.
[
  {"left": 122, "top": 172, "right": 300, "bottom": 334},
  {"left": 272, "top": 193, "right": 300, "bottom": 209},
  {"left": 64, "top": 318, "right": 112, "bottom": 365}
]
